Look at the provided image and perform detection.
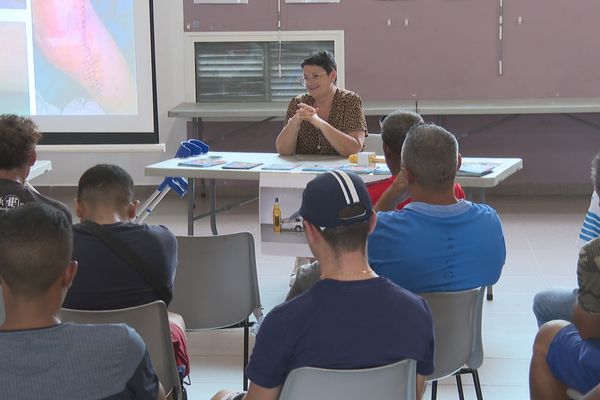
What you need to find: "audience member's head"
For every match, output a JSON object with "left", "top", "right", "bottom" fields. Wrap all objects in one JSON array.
[
  {"left": 0, "top": 202, "right": 73, "bottom": 301},
  {"left": 76, "top": 164, "right": 135, "bottom": 218},
  {"left": 592, "top": 151, "right": 600, "bottom": 195},
  {"left": 300, "top": 170, "right": 373, "bottom": 258},
  {"left": 0, "top": 114, "right": 41, "bottom": 172},
  {"left": 301, "top": 50, "right": 337, "bottom": 74},
  {"left": 380, "top": 110, "right": 424, "bottom": 175},
  {"left": 401, "top": 123, "right": 459, "bottom": 192}
]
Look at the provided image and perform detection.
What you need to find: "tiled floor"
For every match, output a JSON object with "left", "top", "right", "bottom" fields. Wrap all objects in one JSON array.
[{"left": 47, "top": 188, "right": 590, "bottom": 399}]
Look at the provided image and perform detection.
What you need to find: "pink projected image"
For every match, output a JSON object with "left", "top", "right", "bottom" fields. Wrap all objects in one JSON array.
[{"left": 30, "top": 0, "right": 137, "bottom": 116}]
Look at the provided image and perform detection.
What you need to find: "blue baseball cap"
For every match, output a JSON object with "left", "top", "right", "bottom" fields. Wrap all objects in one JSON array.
[{"left": 299, "top": 170, "right": 372, "bottom": 229}]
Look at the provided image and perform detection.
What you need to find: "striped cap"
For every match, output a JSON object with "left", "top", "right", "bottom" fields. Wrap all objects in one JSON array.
[{"left": 299, "top": 170, "right": 372, "bottom": 229}]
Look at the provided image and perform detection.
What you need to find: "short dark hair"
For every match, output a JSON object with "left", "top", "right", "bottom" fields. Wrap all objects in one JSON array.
[
  {"left": 592, "top": 152, "right": 600, "bottom": 195},
  {"left": 77, "top": 164, "right": 134, "bottom": 208},
  {"left": 301, "top": 50, "right": 337, "bottom": 74},
  {"left": 381, "top": 110, "right": 424, "bottom": 155},
  {"left": 319, "top": 204, "right": 370, "bottom": 257},
  {"left": 0, "top": 114, "right": 41, "bottom": 170},
  {"left": 0, "top": 203, "right": 72, "bottom": 299}
]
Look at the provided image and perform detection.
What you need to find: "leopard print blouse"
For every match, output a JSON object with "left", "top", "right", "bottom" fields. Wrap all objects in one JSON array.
[{"left": 284, "top": 88, "right": 367, "bottom": 155}]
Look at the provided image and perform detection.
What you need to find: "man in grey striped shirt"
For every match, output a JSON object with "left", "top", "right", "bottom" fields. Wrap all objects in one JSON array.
[{"left": 0, "top": 203, "right": 165, "bottom": 400}]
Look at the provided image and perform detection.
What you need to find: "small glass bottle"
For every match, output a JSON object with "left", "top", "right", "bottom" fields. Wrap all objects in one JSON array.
[{"left": 273, "top": 197, "right": 281, "bottom": 232}]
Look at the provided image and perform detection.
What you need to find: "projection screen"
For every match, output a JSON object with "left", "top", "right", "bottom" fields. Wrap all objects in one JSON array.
[{"left": 0, "top": 0, "right": 158, "bottom": 144}]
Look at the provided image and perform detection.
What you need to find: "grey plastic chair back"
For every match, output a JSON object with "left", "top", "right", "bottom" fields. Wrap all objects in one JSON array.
[
  {"left": 61, "top": 301, "right": 182, "bottom": 400},
  {"left": 0, "top": 286, "right": 4, "bottom": 325},
  {"left": 420, "top": 287, "right": 485, "bottom": 381},
  {"left": 278, "top": 359, "right": 417, "bottom": 400},
  {"left": 170, "top": 232, "right": 261, "bottom": 329}
]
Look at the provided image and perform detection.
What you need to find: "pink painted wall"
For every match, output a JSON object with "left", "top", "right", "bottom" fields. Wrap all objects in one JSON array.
[
  {"left": 184, "top": 0, "right": 600, "bottom": 101},
  {"left": 183, "top": 0, "right": 600, "bottom": 191}
]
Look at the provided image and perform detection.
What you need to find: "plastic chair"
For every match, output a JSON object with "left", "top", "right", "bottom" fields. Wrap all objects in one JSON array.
[
  {"left": 363, "top": 133, "right": 384, "bottom": 153},
  {"left": 61, "top": 300, "right": 182, "bottom": 400},
  {"left": 0, "top": 286, "right": 4, "bottom": 325},
  {"left": 278, "top": 359, "right": 417, "bottom": 400},
  {"left": 170, "top": 232, "right": 262, "bottom": 390},
  {"left": 420, "top": 287, "right": 485, "bottom": 400}
]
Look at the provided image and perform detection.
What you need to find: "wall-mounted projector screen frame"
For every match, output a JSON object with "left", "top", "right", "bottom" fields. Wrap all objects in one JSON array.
[{"left": 0, "top": 0, "right": 158, "bottom": 144}]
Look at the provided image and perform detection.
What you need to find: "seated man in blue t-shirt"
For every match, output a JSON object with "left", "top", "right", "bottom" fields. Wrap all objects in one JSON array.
[
  {"left": 287, "top": 123, "right": 505, "bottom": 298},
  {"left": 0, "top": 203, "right": 164, "bottom": 399},
  {"left": 368, "top": 123, "right": 506, "bottom": 293},
  {"left": 213, "top": 171, "right": 435, "bottom": 400}
]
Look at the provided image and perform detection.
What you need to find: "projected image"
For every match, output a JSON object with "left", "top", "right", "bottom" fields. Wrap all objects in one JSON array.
[
  {"left": 31, "top": 0, "right": 138, "bottom": 115},
  {"left": 0, "top": 0, "right": 26, "bottom": 9},
  {"left": 0, "top": 0, "right": 138, "bottom": 116},
  {"left": 0, "top": 23, "right": 30, "bottom": 114}
]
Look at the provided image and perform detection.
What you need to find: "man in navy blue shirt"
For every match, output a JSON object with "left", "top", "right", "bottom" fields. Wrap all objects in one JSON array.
[
  {"left": 213, "top": 170, "right": 435, "bottom": 400},
  {"left": 63, "top": 164, "right": 189, "bottom": 376}
]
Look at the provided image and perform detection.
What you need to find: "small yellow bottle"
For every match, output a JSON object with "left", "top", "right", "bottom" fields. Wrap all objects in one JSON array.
[{"left": 273, "top": 197, "right": 281, "bottom": 232}]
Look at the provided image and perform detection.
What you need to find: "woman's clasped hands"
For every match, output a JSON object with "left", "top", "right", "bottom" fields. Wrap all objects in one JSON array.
[{"left": 295, "top": 103, "right": 324, "bottom": 127}]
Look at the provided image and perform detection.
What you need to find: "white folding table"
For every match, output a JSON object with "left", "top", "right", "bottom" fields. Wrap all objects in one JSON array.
[{"left": 145, "top": 152, "right": 522, "bottom": 235}]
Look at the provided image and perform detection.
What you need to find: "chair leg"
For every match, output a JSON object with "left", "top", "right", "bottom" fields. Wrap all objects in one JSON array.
[
  {"left": 431, "top": 380, "right": 437, "bottom": 400},
  {"left": 243, "top": 318, "right": 249, "bottom": 391},
  {"left": 471, "top": 369, "right": 483, "bottom": 400},
  {"left": 486, "top": 285, "right": 493, "bottom": 301},
  {"left": 455, "top": 374, "right": 465, "bottom": 400}
]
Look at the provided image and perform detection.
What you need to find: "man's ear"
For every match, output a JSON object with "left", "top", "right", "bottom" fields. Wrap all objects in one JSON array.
[
  {"left": 402, "top": 165, "right": 416, "bottom": 184},
  {"left": 74, "top": 199, "right": 84, "bottom": 219},
  {"left": 303, "top": 220, "right": 320, "bottom": 247},
  {"left": 457, "top": 153, "right": 463, "bottom": 171},
  {"left": 128, "top": 200, "right": 140, "bottom": 220},
  {"left": 28, "top": 149, "right": 37, "bottom": 167},
  {"left": 62, "top": 260, "right": 78, "bottom": 289},
  {"left": 367, "top": 210, "right": 377, "bottom": 235},
  {"left": 329, "top": 69, "right": 337, "bottom": 84},
  {"left": 382, "top": 142, "right": 393, "bottom": 160}
]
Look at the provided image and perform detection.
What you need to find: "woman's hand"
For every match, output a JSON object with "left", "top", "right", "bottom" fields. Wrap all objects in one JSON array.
[{"left": 295, "top": 103, "right": 324, "bottom": 128}]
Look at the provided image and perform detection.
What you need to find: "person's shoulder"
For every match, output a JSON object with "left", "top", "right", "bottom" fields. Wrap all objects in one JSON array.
[
  {"left": 0, "top": 178, "right": 22, "bottom": 191},
  {"left": 582, "top": 236, "right": 600, "bottom": 259},
  {"left": 266, "top": 285, "right": 320, "bottom": 323},
  {"left": 468, "top": 202, "right": 501, "bottom": 218},
  {"left": 65, "top": 322, "right": 146, "bottom": 360},
  {"left": 143, "top": 223, "right": 176, "bottom": 237},
  {"left": 116, "top": 222, "right": 175, "bottom": 240},
  {"left": 375, "top": 207, "right": 407, "bottom": 222},
  {"left": 379, "top": 277, "right": 421, "bottom": 299},
  {"left": 62, "top": 323, "right": 149, "bottom": 389},
  {"left": 336, "top": 88, "right": 362, "bottom": 103},
  {"left": 73, "top": 221, "right": 89, "bottom": 232},
  {"left": 376, "top": 278, "right": 433, "bottom": 314}
]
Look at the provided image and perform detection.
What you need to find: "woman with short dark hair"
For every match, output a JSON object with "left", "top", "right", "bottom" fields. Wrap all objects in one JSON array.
[{"left": 275, "top": 51, "right": 367, "bottom": 157}]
